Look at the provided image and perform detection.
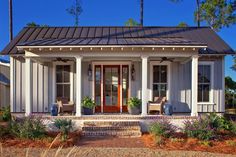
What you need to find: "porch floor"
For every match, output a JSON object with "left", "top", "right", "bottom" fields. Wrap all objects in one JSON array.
[{"left": 12, "top": 113, "right": 195, "bottom": 120}]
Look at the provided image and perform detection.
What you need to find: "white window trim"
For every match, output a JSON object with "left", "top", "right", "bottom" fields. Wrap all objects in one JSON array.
[
  {"left": 92, "top": 61, "right": 132, "bottom": 113},
  {"left": 52, "top": 61, "right": 74, "bottom": 103},
  {"left": 150, "top": 61, "right": 171, "bottom": 103},
  {"left": 197, "top": 61, "right": 214, "bottom": 104}
]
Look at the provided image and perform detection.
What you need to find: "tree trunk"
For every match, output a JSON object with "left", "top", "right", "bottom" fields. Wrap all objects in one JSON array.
[
  {"left": 140, "top": 0, "right": 143, "bottom": 27},
  {"left": 9, "top": 0, "right": 13, "bottom": 41},
  {"left": 196, "top": 0, "right": 200, "bottom": 27}
]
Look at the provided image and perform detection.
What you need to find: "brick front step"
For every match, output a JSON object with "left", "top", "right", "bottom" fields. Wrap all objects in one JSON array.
[
  {"left": 83, "top": 121, "right": 140, "bottom": 127},
  {"left": 82, "top": 121, "right": 142, "bottom": 137},
  {"left": 82, "top": 126, "right": 141, "bottom": 131},
  {"left": 82, "top": 130, "right": 142, "bottom": 137}
]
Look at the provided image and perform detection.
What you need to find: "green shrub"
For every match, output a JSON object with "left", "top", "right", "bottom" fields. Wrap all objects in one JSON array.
[
  {"left": 128, "top": 97, "right": 141, "bottom": 108},
  {"left": 82, "top": 96, "right": 95, "bottom": 109},
  {"left": 230, "top": 121, "right": 236, "bottom": 135},
  {"left": 149, "top": 119, "right": 177, "bottom": 138},
  {"left": 0, "top": 125, "right": 10, "bottom": 138},
  {"left": 183, "top": 118, "right": 215, "bottom": 141},
  {"left": 54, "top": 119, "right": 73, "bottom": 141},
  {"left": 208, "top": 113, "right": 231, "bottom": 131},
  {"left": 11, "top": 117, "right": 46, "bottom": 139},
  {"left": 1, "top": 106, "right": 11, "bottom": 122}
]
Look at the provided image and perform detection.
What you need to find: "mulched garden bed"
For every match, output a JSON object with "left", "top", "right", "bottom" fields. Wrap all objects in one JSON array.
[
  {"left": 142, "top": 133, "right": 236, "bottom": 155},
  {"left": 0, "top": 132, "right": 80, "bottom": 148}
]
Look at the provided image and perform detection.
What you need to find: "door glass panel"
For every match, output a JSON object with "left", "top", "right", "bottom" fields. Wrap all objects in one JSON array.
[
  {"left": 95, "top": 66, "right": 101, "bottom": 106},
  {"left": 122, "top": 66, "right": 129, "bottom": 106},
  {"left": 104, "top": 67, "right": 119, "bottom": 106}
]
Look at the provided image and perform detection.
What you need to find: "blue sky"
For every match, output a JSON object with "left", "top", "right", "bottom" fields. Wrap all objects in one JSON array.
[{"left": 0, "top": 0, "right": 235, "bottom": 80}]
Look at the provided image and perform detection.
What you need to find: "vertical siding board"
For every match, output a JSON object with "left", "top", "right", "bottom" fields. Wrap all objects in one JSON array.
[
  {"left": 32, "top": 63, "right": 38, "bottom": 112},
  {"left": 38, "top": 64, "right": 43, "bottom": 112},
  {"left": 44, "top": 65, "right": 49, "bottom": 112},
  {"left": 21, "top": 62, "right": 25, "bottom": 112},
  {"left": 15, "top": 60, "right": 21, "bottom": 112}
]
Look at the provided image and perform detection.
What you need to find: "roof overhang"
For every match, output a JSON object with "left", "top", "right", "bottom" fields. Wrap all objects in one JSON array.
[{"left": 17, "top": 45, "right": 207, "bottom": 54}]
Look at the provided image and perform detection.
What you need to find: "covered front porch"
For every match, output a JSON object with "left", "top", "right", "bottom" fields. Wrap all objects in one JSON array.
[{"left": 12, "top": 45, "right": 214, "bottom": 116}]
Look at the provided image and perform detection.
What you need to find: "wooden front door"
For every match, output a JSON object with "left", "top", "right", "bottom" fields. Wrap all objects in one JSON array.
[{"left": 103, "top": 65, "right": 120, "bottom": 112}]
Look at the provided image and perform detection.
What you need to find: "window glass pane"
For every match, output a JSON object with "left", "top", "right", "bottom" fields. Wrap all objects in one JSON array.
[
  {"left": 160, "top": 66, "right": 167, "bottom": 83},
  {"left": 160, "top": 84, "right": 167, "bottom": 97},
  {"left": 63, "top": 65, "right": 70, "bottom": 83},
  {"left": 198, "top": 85, "right": 203, "bottom": 102},
  {"left": 56, "top": 84, "right": 63, "bottom": 98},
  {"left": 203, "top": 85, "right": 210, "bottom": 102},
  {"left": 64, "top": 84, "right": 70, "bottom": 100},
  {"left": 198, "top": 65, "right": 203, "bottom": 83},
  {"left": 153, "top": 84, "right": 159, "bottom": 99},
  {"left": 56, "top": 65, "right": 63, "bottom": 83},
  {"left": 203, "top": 65, "right": 210, "bottom": 83},
  {"left": 153, "top": 66, "right": 160, "bottom": 83}
]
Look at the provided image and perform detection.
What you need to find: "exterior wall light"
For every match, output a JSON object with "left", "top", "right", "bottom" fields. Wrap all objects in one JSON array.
[
  {"left": 131, "top": 64, "right": 135, "bottom": 81},
  {"left": 88, "top": 64, "right": 92, "bottom": 81}
]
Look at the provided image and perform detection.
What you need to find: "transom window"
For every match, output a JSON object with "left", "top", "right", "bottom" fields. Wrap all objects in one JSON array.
[
  {"left": 198, "top": 64, "right": 211, "bottom": 102},
  {"left": 152, "top": 65, "right": 167, "bottom": 100},
  {"left": 56, "top": 65, "right": 71, "bottom": 100}
]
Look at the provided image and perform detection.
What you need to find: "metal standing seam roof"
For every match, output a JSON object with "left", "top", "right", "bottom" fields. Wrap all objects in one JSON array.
[
  {"left": 1, "top": 26, "right": 235, "bottom": 55},
  {"left": 17, "top": 37, "right": 207, "bottom": 47}
]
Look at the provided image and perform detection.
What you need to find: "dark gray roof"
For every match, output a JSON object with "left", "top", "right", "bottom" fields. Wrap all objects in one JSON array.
[
  {"left": 1, "top": 26, "right": 235, "bottom": 55},
  {"left": 18, "top": 37, "right": 206, "bottom": 47}
]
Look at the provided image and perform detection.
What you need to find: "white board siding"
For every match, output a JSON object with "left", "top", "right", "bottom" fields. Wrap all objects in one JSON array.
[
  {"left": 12, "top": 58, "right": 49, "bottom": 113},
  {"left": 12, "top": 57, "right": 224, "bottom": 113}
]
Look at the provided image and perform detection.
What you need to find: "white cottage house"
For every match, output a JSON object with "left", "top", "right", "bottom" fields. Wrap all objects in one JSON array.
[{"left": 1, "top": 26, "right": 235, "bottom": 117}]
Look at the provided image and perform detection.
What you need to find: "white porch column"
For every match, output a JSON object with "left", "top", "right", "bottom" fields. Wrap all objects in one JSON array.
[
  {"left": 10, "top": 57, "right": 14, "bottom": 112},
  {"left": 221, "top": 56, "right": 225, "bottom": 112},
  {"left": 191, "top": 55, "right": 199, "bottom": 116},
  {"left": 25, "top": 57, "right": 32, "bottom": 116},
  {"left": 141, "top": 55, "right": 148, "bottom": 116},
  {"left": 75, "top": 56, "right": 82, "bottom": 117}
]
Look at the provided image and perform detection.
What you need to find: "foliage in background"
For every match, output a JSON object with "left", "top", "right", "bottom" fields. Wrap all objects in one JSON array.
[
  {"left": 125, "top": 18, "right": 139, "bottom": 26},
  {"left": 66, "top": 0, "right": 83, "bottom": 26},
  {"left": 11, "top": 117, "right": 46, "bottom": 139},
  {"left": 232, "top": 55, "right": 236, "bottom": 71},
  {"left": 177, "top": 22, "right": 189, "bottom": 27},
  {"left": 128, "top": 97, "right": 142, "bottom": 108},
  {"left": 225, "top": 76, "right": 236, "bottom": 108},
  {"left": 149, "top": 119, "right": 177, "bottom": 138},
  {"left": 26, "top": 22, "right": 49, "bottom": 27},
  {"left": 183, "top": 117, "right": 215, "bottom": 140},
  {"left": 82, "top": 96, "right": 95, "bottom": 109},
  {"left": 197, "top": 0, "right": 236, "bottom": 31},
  {"left": 54, "top": 119, "right": 73, "bottom": 141},
  {"left": 0, "top": 106, "right": 11, "bottom": 122}
]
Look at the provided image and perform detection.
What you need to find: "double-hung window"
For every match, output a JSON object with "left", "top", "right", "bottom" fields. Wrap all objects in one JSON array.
[
  {"left": 152, "top": 65, "right": 167, "bottom": 100},
  {"left": 56, "top": 65, "right": 71, "bottom": 100},
  {"left": 198, "top": 64, "right": 212, "bottom": 102}
]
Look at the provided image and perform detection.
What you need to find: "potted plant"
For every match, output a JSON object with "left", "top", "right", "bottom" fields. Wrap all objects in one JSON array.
[
  {"left": 82, "top": 96, "right": 96, "bottom": 115},
  {"left": 128, "top": 97, "right": 141, "bottom": 115}
]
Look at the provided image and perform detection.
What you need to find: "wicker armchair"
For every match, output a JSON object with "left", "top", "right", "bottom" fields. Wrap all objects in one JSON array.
[
  {"left": 148, "top": 97, "right": 166, "bottom": 114},
  {"left": 57, "top": 98, "right": 74, "bottom": 113}
]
